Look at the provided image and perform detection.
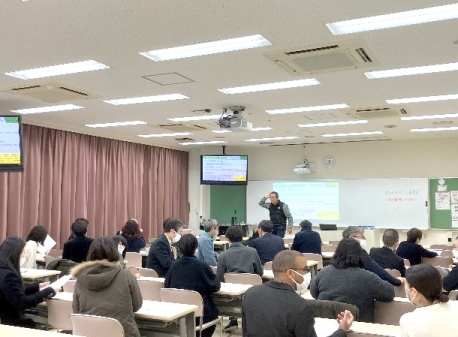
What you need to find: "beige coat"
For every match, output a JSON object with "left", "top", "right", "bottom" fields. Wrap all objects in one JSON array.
[{"left": 71, "top": 260, "right": 143, "bottom": 337}]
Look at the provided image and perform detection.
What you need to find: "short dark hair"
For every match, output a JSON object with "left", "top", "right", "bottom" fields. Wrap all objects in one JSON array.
[
  {"left": 406, "top": 228, "right": 422, "bottom": 242},
  {"left": 406, "top": 264, "right": 448, "bottom": 303},
  {"left": 74, "top": 218, "right": 89, "bottom": 225},
  {"left": 270, "top": 191, "right": 279, "bottom": 198},
  {"left": 87, "top": 237, "right": 120, "bottom": 262},
  {"left": 342, "top": 226, "right": 364, "bottom": 239},
  {"left": 382, "top": 229, "right": 399, "bottom": 247},
  {"left": 272, "top": 250, "right": 302, "bottom": 274},
  {"left": 121, "top": 220, "right": 142, "bottom": 238},
  {"left": 203, "top": 219, "right": 218, "bottom": 232},
  {"left": 26, "top": 225, "right": 48, "bottom": 245},
  {"left": 72, "top": 220, "right": 88, "bottom": 236},
  {"left": 225, "top": 226, "right": 243, "bottom": 243},
  {"left": 300, "top": 220, "right": 313, "bottom": 230},
  {"left": 178, "top": 234, "right": 198, "bottom": 257},
  {"left": 162, "top": 218, "right": 172, "bottom": 229},
  {"left": 112, "top": 235, "right": 127, "bottom": 247},
  {"left": 0, "top": 236, "right": 26, "bottom": 274},
  {"left": 164, "top": 218, "right": 184, "bottom": 233},
  {"left": 258, "top": 220, "right": 273, "bottom": 233},
  {"left": 332, "top": 238, "right": 365, "bottom": 269}
]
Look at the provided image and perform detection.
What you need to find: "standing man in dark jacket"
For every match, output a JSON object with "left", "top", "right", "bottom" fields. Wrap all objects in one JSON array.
[
  {"left": 250, "top": 220, "right": 285, "bottom": 264},
  {"left": 259, "top": 191, "right": 293, "bottom": 238},
  {"left": 291, "top": 220, "right": 322, "bottom": 254},
  {"left": 146, "top": 218, "right": 184, "bottom": 277}
]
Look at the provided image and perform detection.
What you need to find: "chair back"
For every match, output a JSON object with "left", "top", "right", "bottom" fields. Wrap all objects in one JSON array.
[
  {"left": 160, "top": 288, "right": 203, "bottom": 317},
  {"left": 421, "top": 256, "right": 453, "bottom": 268},
  {"left": 133, "top": 267, "right": 159, "bottom": 278},
  {"left": 430, "top": 244, "right": 453, "bottom": 250},
  {"left": 384, "top": 269, "right": 401, "bottom": 278},
  {"left": 441, "top": 250, "right": 453, "bottom": 257},
  {"left": 374, "top": 300, "right": 414, "bottom": 325},
  {"left": 302, "top": 253, "right": 323, "bottom": 270},
  {"left": 137, "top": 279, "right": 164, "bottom": 301},
  {"left": 182, "top": 228, "right": 192, "bottom": 235},
  {"left": 263, "top": 261, "right": 273, "bottom": 270},
  {"left": 47, "top": 299, "right": 74, "bottom": 331},
  {"left": 224, "top": 273, "right": 263, "bottom": 285},
  {"left": 63, "top": 279, "right": 76, "bottom": 293},
  {"left": 283, "top": 238, "right": 293, "bottom": 245},
  {"left": 329, "top": 240, "right": 341, "bottom": 246},
  {"left": 305, "top": 299, "right": 359, "bottom": 321},
  {"left": 321, "top": 244, "right": 336, "bottom": 253},
  {"left": 448, "top": 289, "right": 458, "bottom": 300},
  {"left": 394, "top": 285, "right": 406, "bottom": 298},
  {"left": 48, "top": 249, "right": 63, "bottom": 257},
  {"left": 125, "top": 252, "right": 142, "bottom": 268},
  {"left": 45, "top": 255, "right": 59, "bottom": 268},
  {"left": 147, "top": 237, "right": 157, "bottom": 244},
  {"left": 70, "top": 314, "right": 124, "bottom": 337}
]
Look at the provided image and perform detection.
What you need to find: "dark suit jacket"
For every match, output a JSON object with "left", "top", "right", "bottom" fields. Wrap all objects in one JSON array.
[
  {"left": 361, "top": 249, "right": 401, "bottom": 286},
  {"left": 291, "top": 229, "right": 322, "bottom": 254},
  {"left": 396, "top": 241, "right": 437, "bottom": 265},
  {"left": 369, "top": 246, "right": 406, "bottom": 276},
  {"left": 146, "top": 234, "right": 173, "bottom": 277},
  {"left": 251, "top": 233, "right": 285, "bottom": 264},
  {"left": 443, "top": 266, "right": 458, "bottom": 292},
  {"left": 62, "top": 236, "right": 93, "bottom": 263}
]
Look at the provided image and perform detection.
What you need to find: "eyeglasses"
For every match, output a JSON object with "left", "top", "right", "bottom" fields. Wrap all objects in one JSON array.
[
  {"left": 352, "top": 235, "right": 366, "bottom": 240},
  {"left": 294, "top": 266, "right": 311, "bottom": 274}
]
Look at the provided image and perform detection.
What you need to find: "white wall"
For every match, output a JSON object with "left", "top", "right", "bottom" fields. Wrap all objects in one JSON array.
[{"left": 187, "top": 138, "right": 458, "bottom": 246}]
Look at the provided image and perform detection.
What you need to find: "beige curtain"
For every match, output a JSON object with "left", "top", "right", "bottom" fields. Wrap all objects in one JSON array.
[{"left": 0, "top": 124, "right": 189, "bottom": 247}]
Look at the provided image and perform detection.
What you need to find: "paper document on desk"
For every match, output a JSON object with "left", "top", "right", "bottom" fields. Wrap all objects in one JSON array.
[
  {"left": 44, "top": 274, "right": 72, "bottom": 290},
  {"left": 53, "top": 292, "right": 74, "bottom": 301}
]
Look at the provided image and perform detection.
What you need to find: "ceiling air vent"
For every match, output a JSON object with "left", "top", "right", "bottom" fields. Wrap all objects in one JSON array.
[
  {"left": 263, "top": 39, "right": 379, "bottom": 75},
  {"left": 157, "top": 124, "right": 207, "bottom": 132},
  {"left": 348, "top": 107, "right": 408, "bottom": 119},
  {"left": 2, "top": 82, "right": 98, "bottom": 103}
]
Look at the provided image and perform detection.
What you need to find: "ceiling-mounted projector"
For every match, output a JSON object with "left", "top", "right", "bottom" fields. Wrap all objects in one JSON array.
[
  {"left": 294, "top": 160, "right": 312, "bottom": 174},
  {"left": 218, "top": 106, "right": 253, "bottom": 132}
]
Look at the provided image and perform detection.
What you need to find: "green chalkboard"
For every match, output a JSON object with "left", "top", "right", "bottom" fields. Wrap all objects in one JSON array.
[
  {"left": 429, "top": 178, "right": 458, "bottom": 229},
  {"left": 210, "top": 185, "right": 246, "bottom": 224}
]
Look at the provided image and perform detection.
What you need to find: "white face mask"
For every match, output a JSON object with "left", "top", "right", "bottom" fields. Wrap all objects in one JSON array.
[
  {"left": 405, "top": 287, "right": 418, "bottom": 307},
  {"left": 289, "top": 269, "right": 309, "bottom": 295},
  {"left": 20, "top": 256, "right": 26, "bottom": 267},
  {"left": 172, "top": 233, "right": 181, "bottom": 243},
  {"left": 359, "top": 239, "right": 367, "bottom": 249},
  {"left": 118, "top": 245, "right": 125, "bottom": 255},
  {"left": 453, "top": 249, "right": 458, "bottom": 258}
]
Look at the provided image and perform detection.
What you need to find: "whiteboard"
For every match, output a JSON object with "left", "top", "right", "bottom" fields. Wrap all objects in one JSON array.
[{"left": 246, "top": 179, "right": 429, "bottom": 229}]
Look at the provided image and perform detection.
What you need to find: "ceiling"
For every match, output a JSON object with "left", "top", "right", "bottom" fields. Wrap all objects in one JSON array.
[{"left": 1, "top": 0, "right": 458, "bottom": 150}]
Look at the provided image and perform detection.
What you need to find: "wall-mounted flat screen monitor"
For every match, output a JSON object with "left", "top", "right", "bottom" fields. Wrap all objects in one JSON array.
[
  {"left": 200, "top": 155, "right": 248, "bottom": 185},
  {"left": 0, "top": 115, "right": 24, "bottom": 172}
]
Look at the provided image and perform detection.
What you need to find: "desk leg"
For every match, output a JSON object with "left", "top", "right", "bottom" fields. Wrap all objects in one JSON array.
[{"left": 179, "top": 311, "right": 195, "bottom": 337}]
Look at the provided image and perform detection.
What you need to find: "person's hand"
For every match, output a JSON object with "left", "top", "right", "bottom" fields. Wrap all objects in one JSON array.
[
  {"left": 39, "top": 282, "right": 50, "bottom": 290},
  {"left": 139, "top": 228, "right": 143, "bottom": 233},
  {"left": 265, "top": 193, "right": 271, "bottom": 198},
  {"left": 397, "top": 277, "right": 405, "bottom": 284},
  {"left": 287, "top": 227, "right": 293, "bottom": 234},
  {"left": 53, "top": 287, "right": 62, "bottom": 294},
  {"left": 337, "top": 310, "right": 354, "bottom": 331}
]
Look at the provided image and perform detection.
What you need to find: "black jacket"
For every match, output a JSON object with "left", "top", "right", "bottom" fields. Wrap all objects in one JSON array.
[
  {"left": 396, "top": 241, "right": 437, "bottom": 265},
  {"left": 369, "top": 246, "right": 406, "bottom": 276},
  {"left": 146, "top": 234, "right": 173, "bottom": 277},
  {"left": 251, "top": 233, "right": 284, "bottom": 264},
  {"left": 62, "top": 235, "right": 94, "bottom": 263},
  {"left": 361, "top": 250, "right": 401, "bottom": 286},
  {"left": 0, "top": 261, "right": 55, "bottom": 324},
  {"left": 443, "top": 266, "right": 458, "bottom": 292},
  {"left": 291, "top": 229, "right": 322, "bottom": 254}
]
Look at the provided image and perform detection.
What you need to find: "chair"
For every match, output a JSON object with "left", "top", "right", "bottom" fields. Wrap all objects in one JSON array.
[
  {"left": 137, "top": 279, "right": 163, "bottom": 301},
  {"left": 403, "top": 259, "right": 411, "bottom": 267},
  {"left": 430, "top": 244, "right": 453, "bottom": 250},
  {"left": 374, "top": 300, "right": 414, "bottom": 325},
  {"left": 448, "top": 289, "right": 458, "bottom": 300},
  {"left": 305, "top": 299, "right": 359, "bottom": 321},
  {"left": 384, "top": 268, "right": 401, "bottom": 278},
  {"left": 147, "top": 237, "right": 157, "bottom": 244},
  {"left": 125, "top": 252, "right": 142, "bottom": 268},
  {"left": 394, "top": 285, "right": 406, "bottom": 298},
  {"left": 302, "top": 253, "right": 323, "bottom": 270},
  {"left": 224, "top": 273, "right": 263, "bottom": 285},
  {"left": 321, "top": 244, "right": 337, "bottom": 253},
  {"left": 210, "top": 266, "right": 217, "bottom": 274},
  {"left": 218, "top": 235, "right": 227, "bottom": 241},
  {"left": 70, "top": 314, "right": 124, "bottom": 337},
  {"left": 160, "top": 288, "right": 221, "bottom": 337},
  {"left": 329, "top": 240, "right": 341, "bottom": 246},
  {"left": 129, "top": 267, "right": 159, "bottom": 278},
  {"left": 44, "top": 255, "right": 59, "bottom": 268},
  {"left": 48, "top": 249, "right": 63, "bottom": 258},
  {"left": 63, "top": 279, "right": 76, "bottom": 293},
  {"left": 441, "top": 250, "right": 453, "bottom": 257},
  {"left": 182, "top": 228, "right": 192, "bottom": 235},
  {"left": 263, "top": 261, "right": 273, "bottom": 270},
  {"left": 421, "top": 256, "right": 453, "bottom": 268},
  {"left": 47, "top": 298, "right": 74, "bottom": 331},
  {"left": 283, "top": 238, "right": 293, "bottom": 245}
]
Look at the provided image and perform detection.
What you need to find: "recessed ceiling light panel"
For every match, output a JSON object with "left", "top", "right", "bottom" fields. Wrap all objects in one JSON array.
[
  {"left": 85, "top": 121, "right": 147, "bottom": 128},
  {"left": 138, "top": 132, "right": 191, "bottom": 138},
  {"left": 321, "top": 131, "right": 383, "bottom": 138},
  {"left": 245, "top": 136, "right": 298, "bottom": 142},
  {"left": 11, "top": 104, "right": 83, "bottom": 114},
  {"left": 266, "top": 103, "right": 349, "bottom": 115},
  {"left": 218, "top": 79, "right": 320, "bottom": 94},
  {"left": 387, "top": 94, "right": 458, "bottom": 104},
  {"left": 401, "top": 113, "right": 458, "bottom": 121},
  {"left": 299, "top": 120, "right": 368, "bottom": 128},
  {"left": 168, "top": 115, "right": 221, "bottom": 122},
  {"left": 179, "top": 140, "right": 227, "bottom": 145},
  {"left": 104, "top": 94, "right": 188, "bottom": 106},
  {"left": 365, "top": 62, "right": 458, "bottom": 79}
]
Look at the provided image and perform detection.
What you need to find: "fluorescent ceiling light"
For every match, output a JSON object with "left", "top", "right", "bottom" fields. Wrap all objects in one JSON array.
[
  {"left": 299, "top": 120, "right": 368, "bottom": 128},
  {"left": 387, "top": 94, "right": 458, "bottom": 104},
  {"left": 218, "top": 79, "right": 319, "bottom": 94},
  {"left": 322, "top": 131, "right": 383, "bottom": 138},
  {"left": 327, "top": 3, "right": 458, "bottom": 35},
  {"left": 86, "top": 121, "right": 147, "bottom": 128},
  {"left": 179, "top": 140, "right": 227, "bottom": 145},
  {"left": 138, "top": 132, "right": 191, "bottom": 138},
  {"left": 168, "top": 115, "right": 220, "bottom": 122},
  {"left": 365, "top": 62, "right": 458, "bottom": 79},
  {"left": 245, "top": 136, "right": 298, "bottom": 142},
  {"left": 401, "top": 113, "right": 458, "bottom": 121},
  {"left": 411, "top": 126, "right": 458, "bottom": 132},
  {"left": 5, "top": 60, "right": 109, "bottom": 80},
  {"left": 11, "top": 104, "right": 83, "bottom": 114},
  {"left": 140, "top": 34, "right": 271, "bottom": 61},
  {"left": 251, "top": 127, "right": 272, "bottom": 131},
  {"left": 212, "top": 130, "right": 232, "bottom": 133},
  {"left": 104, "top": 94, "right": 188, "bottom": 106},
  {"left": 266, "top": 103, "right": 349, "bottom": 115}
]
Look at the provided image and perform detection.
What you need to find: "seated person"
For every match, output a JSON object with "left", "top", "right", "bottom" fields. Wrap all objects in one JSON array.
[
  {"left": 146, "top": 218, "right": 183, "bottom": 277},
  {"left": 443, "top": 236, "right": 458, "bottom": 293},
  {"left": 243, "top": 250, "right": 353, "bottom": 337},
  {"left": 311, "top": 238, "right": 395, "bottom": 322},
  {"left": 397, "top": 228, "right": 437, "bottom": 265},
  {"left": 72, "top": 237, "right": 143, "bottom": 337},
  {"left": 165, "top": 234, "right": 221, "bottom": 337},
  {"left": 370, "top": 228, "right": 406, "bottom": 276},
  {"left": 21, "top": 225, "right": 48, "bottom": 269},
  {"left": 0, "top": 237, "right": 59, "bottom": 327},
  {"left": 68, "top": 217, "right": 89, "bottom": 240},
  {"left": 250, "top": 220, "right": 284, "bottom": 265},
  {"left": 291, "top": 220, "right": 322, "bottom": 254},
  {"left": 400, "top": 264, "right": 458, "bottom": 336},
  {"left": 196, "top": 219, "right": 219, "bottom": 266},
  {"left": 112, "top": 235, "right": 128, "bottom": 268},
  {"left": 62, "top": 220, "right": 93, "bottom": 263},
  {"left": 121, "top": 219, "right": 146, "bottom": 253}
]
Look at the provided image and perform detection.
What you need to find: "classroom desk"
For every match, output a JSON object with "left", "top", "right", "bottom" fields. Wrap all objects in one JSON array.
[
  {"left": 314, "top": 317, "right": 401, "bottom": 337},
  {"left": 212, "top": 282, "right": 253, "bottom": 318},
  {"left": 213, "top": 240, "right": 229, "bottom": 251},
  {"left": 21, "top": 268, "right": 61, "bottom": 282},
  {"left": 263, "top": 260, "right": 319, "bottom": 279},
  {"left": 321, "top": 252, "right": 334, "bottom": 259},
  {"left": 0, "top": 324, "right": 84, "bottom": 337}
]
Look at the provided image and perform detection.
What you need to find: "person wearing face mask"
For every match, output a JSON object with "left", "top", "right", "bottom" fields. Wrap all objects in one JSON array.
[
  {"left": 112, "top": 235, "right": 128, "bottom": 268},
  {"left": 396, "top": 228, "right": 438, "bottom": 266},
  {"left": 146, "top": 218, "right": 184, "bottom": 277},
  {"left": 400, "top": 264, "right": 458, "bottom": 337},
  {"left": 311, "top": 238, "right": 395, "bottom": 322},
  {"left": 0, "top": 236, "right": 60, "bottom": 327},
  {"left": 442, "top": 236, "right": 458, "bottom": 293},
  {"left": 243, "top": 250, "right": 354, "bottom": 337},
  {"left": 250, "top": 220, "right": 285, "bottom": 265},
  {"left": 343, "top": 226, "right": 403, "bottom": 286},
  {"left": 165, "top": 234, "right": 220, "bottom": 337},
  {"left": 369, "top": 228, "right": 406, "bottom": 276}
]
